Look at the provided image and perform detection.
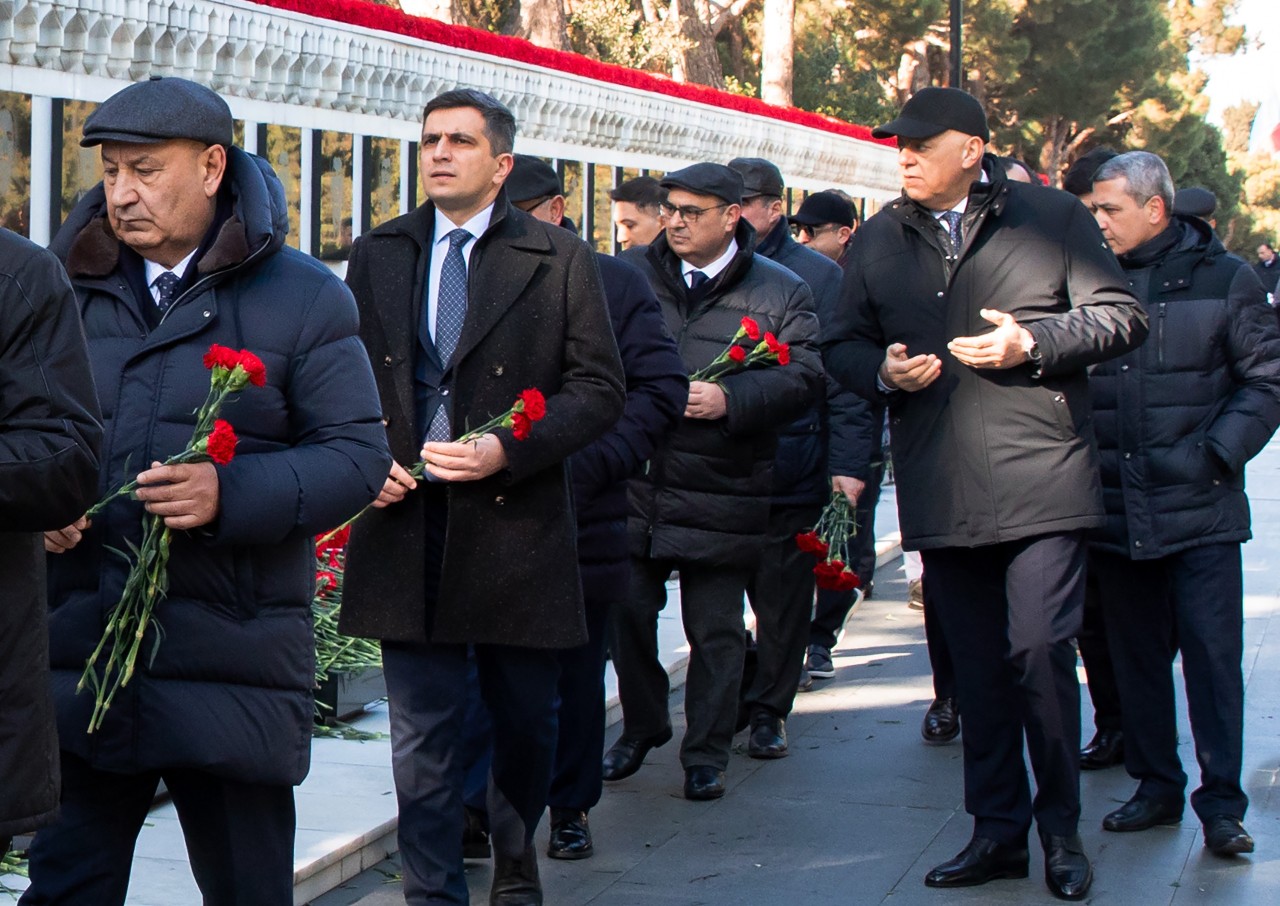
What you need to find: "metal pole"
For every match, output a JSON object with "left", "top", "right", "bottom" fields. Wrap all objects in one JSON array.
[{"left": 950, "top": 0, "right": 963, "bottom": 89}]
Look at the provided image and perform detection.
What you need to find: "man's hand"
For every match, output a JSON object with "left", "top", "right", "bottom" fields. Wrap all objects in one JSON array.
[
  {"left": 45, "top": 516, "right": 91, "bottom": 554},
  {"left": 947, "top": 308, "right": 1036, "bottom": 370},
  {"left": 685, "top": 381, "right": 728, "bottom": 420},
  {"left": 372, "top": 460, "right": 419, "bottom": 508},
  {"left": 831, "top": 475, "right": 866, "bottom": 506},
  {"left": 421, "top": 434, "right": 508, "bottom": 482},
  {"left": 134, "top": 461, "right": 221, "bottom": 530},
  {"left": 880, "top": 343, "right": 941, "bottom": 392}
]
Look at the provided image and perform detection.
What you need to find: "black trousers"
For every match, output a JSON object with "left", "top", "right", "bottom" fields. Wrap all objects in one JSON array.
[
  {"left": 613, "top": 556, "right": 751, "bottom": 770},
  {"left": 384, "top": 640, "right": 560, "bottom": 905},
  {"left": 921, "top": 532, "right": 1085, "bottom": 844},
  {"left": 21, "top": 753, "right": 295, "bottom": 906},
  {"left": 1091, "top": 543, "right": 1247, "bottom": 821},
  {"left": 744, "top": 502, "right": 822, "bottom": 718},
  {"left": 1079, "top": 571, "right": 1123, "bottom": 732},
  {"left": 923, "top": 584, "right": 957, "bottom": 700}
]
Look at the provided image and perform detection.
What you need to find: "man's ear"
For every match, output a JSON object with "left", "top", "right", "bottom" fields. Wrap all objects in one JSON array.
[{"left": 202, "top": 144, "right": 228, "bottom": 199}]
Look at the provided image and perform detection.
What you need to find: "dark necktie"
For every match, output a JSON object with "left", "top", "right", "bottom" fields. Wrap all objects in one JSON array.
[
  {"left": 425, "top": 228, "right": 472, "bottom": 444},
  {"left": 153, "top": 271, "right": 180, "bottom": 313},
  {"left": 941, "top": 211, "right": 964, "bottom": 256},
  {"left": 687, "top": 269, "right": 709, "bottom": 303}
]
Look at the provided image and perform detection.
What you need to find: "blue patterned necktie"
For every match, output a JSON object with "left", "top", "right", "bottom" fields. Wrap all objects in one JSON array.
[
  {"left": 941, "top": 211, "right": 964, "bottom": 256},
  {"left": 153, "top": 271, "right": 180, "bottom": 313},
  {"left": 425, "top": 228, "right": 472, "bottom": 445}
]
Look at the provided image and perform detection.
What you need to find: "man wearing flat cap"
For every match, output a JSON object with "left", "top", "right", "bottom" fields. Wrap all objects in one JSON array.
[
  {"left": 824, "top": 86, "right": 1148, "bottom": 900},
  {"left": 605, "top": 161, "right": 822, "bottom": 801},
  {"left": 23, "top": 76, "right": 391, "bottom": 905}
]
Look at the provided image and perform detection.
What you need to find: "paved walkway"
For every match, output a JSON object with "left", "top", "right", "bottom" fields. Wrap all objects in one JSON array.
[{"left": 313, "top": 440, "right": 1280, "bottom": 905}]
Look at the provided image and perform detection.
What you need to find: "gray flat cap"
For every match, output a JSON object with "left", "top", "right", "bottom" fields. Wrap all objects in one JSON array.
[{"left": 81, "top": 76, "right": 233, "bottom": 148}]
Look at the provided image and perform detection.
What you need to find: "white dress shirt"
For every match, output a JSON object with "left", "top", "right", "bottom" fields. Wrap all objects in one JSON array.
[
  {"left": 143, "top": 248, "right": 199, "bottom": 306},
  {"left": 680, "top": 239, "right": 739, "bottom": 287}
]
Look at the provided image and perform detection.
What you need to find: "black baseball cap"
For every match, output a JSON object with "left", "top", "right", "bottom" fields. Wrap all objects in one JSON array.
[
  {"left": 505, "top": 154, "right": 563, "bottom": 204},
  {"left": 1173, "top": 187, "right": 1217, "bottom": 219},
  {"left": 790, "top": 191, "right": 856, "bottom": 229},
  {"left": 873, "top": 87, "right": 989, "bottom": 143},
  {"left": 660, "top": 163, "right": 744, "bottom": 206},
  {"left": 727, "top": 157, "right": 785, "bottom": 197},
  {"left": 82, "top": 76, "right": 233, "bottom": 148}
]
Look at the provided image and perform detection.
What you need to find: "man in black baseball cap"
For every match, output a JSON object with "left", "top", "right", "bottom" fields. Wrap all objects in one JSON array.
[{"left": 790, "top": 191, "right": 857, "bottom": 265}]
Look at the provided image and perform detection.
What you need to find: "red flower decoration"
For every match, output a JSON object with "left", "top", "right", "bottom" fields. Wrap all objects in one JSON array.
[
  {"left": 316, "top": 570, "right": 337, "bottom": 591},
  {"left": 205, "top": 419, "right": 238, "bottom": 465},
  {"left": 740, "top": 316, "right": 761, "bottom": 341},
  {"left": 814, "top": 559, "right": 860, "bottom": 591},
  {"left": 764, "top": 332, "right": 791, "bottom": 366},
  {"left": 728, "top": 345, "right": 747, "bottom": 363},
  {"left": 316, "top": 524, "right": 351, "bottom": 554},
  {"left": 795, "top": 531, "right": 829, "bottom": 557},
  {"left": 203, "top": 344, "right": 240, "bottom": 371},
  {"left": 512, "top": 411, "right": 533, "bottom": 441},
  {"left": 518, "top": 388, "right": 547, "bottom": 421},
  {"left": 237, "top": 350, "right": 267, "bottom": 387}
]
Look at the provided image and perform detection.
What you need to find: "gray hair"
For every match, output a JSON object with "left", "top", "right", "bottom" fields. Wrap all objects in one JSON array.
[{"left": 1093, "top": 151, "right": 1175, "bottom": 214}]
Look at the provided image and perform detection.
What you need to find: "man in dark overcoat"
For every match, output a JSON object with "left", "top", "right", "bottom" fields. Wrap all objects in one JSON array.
[
  {"left": 339, "top": 91, "right": 625, "bottom": 906},
  {"left": 24, "top": 77, "right": 391, "bottom": 906},
  {"left": 824, "top": 88, "right": 1147, "bottom": 900},
  {"left": 1087, "top": 151, "right": 1280, "bottom": 857},
  {"left": 0, "top": 230, "right": 101, "bottom": 861}
]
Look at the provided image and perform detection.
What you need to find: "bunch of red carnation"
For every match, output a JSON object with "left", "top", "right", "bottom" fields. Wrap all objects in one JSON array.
[
  {"left": 690, "top": 316, "right": 791, "bottom": 381},
  {"left": 796, "top": 489, "right": 861, "bottom": 592}
]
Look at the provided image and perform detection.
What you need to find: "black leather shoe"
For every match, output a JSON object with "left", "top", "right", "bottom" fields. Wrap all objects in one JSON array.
[
  {"left": 1102, "top": 795, "right": 1183, "bottom": 832},
  {"left": 547, "top": 808, "right": 593, "bottom": 860},
  {"left": 1203, "top": 815, "right": 1255, "bottom": 856},
  {"left": 683, "top": 765, "right": 726, "bottom": 801},
  {"left": 490, "top": 844, "right": 542, "bottom": 905},
  {"left": 601, "top": 727, "right": 673, "bottom": 781},
  {"left": 747, "top": 712, "right": 788, "bottom": 759},
  {"left": 463, "top": 805, "right": 491, "bottom": 860},
  {"left": 924, "top": 836, "right": 1029, "bottom": 888},
  {"left": 921, "top": 697, "right": 960, "bottom": 745},
  {"left": 1079, "top": 728, "right": 1124, "bottom": 770},
  {"left": 1040, "top": 832, "right": 1093, "bottom": 901}
]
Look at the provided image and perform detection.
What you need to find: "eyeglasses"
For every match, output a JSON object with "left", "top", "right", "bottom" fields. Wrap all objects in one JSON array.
[
  {"left": 790, "top": 223, "right": 842, "bottom": 239},
  {"left": 659, "top": 201, "right": 729, "bottom": 223}
]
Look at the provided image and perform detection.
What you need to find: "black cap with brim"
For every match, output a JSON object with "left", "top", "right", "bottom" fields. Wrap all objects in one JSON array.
[
  {"left": 660, "top": 162, "right": 744, "bottom": 206},
  {"left": 872, "top": 87, "right": 989, "bottom": 143},
  {"left": 790, "top": 191, "right": 856, "bottom": 229},
  {"left": 506, "top": 154, "right": 563, "bottom": 204}
]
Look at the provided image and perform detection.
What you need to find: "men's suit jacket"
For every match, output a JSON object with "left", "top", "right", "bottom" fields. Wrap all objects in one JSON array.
[{"left": 341, "top": 193, "right": 625, "bottom": 648}]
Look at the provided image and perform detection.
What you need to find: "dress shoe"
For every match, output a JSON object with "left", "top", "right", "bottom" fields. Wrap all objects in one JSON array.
[
  {"left": 547, "top": 808, "right": 593, "bottom": 860},
  {"left": 490, "top": 844, "right": 542, "bottom": 905},
  {"left": 924, "top": 836, "right": 1029, "bottom": 888},
  {"left": 1102, "top": 795, "right": 1182, "bottom": 832},
  {"left": 601, "top": 727, "right": 672, "bottom": 781},
  {"left": 747, "top": 712, "right": 788, "bottom": 759},
  {"left": 1079, "top": 728, "right": 1124, "bottom": 770},
  {"left": 683, "top": 765, "right": 726, "bottom": 801},
  {"left": 1040, "top": 832, "right": 1093, "bottom": 900},
  {"left": 921, "top": 697, "right": 960, "bottom": 744},
  {"left": 463, "top": 805, "right": 491, "bottom": 860},
  {"left": 907, "top": 577, "right": 924, "bottom": 611},
  {"left": 1203, "top": 815, "right": 1254, "bottom": 856},
  {"left": 796, "top": 666, "right": 814, "bottom": 693}
]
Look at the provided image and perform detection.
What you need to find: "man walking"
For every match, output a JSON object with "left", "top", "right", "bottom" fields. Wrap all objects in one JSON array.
[
  {"left": 340, "top": 91, "right": 625, "bottom": 905},
  {"left": 605, "top": 162, "right": 821, "bottom": 800},
  {"left": 25, "top": 76, "right": 390, "bottom": 906},
  {"left": 824, "top": 87, "right": 1147, "bottom": 900},
  {"left": 1087, "top": 151, "right": 1280, "bottom": 856}
]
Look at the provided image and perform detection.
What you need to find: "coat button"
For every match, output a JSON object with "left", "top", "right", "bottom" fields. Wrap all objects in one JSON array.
[
  {"left": 202, "top": 310, "right": 211, "bottom": 318},
  {"left": 441, "top": 388, "right": 450, "bottom": 397},
  {"left": 1213, "top": 479, "right": 1221, "bottom": 486},
  {"left": 384, "top": 356, "right": 393, "bottom": 367},
  {"left": 1053, "top": 395, "right": 1064, "bottom": 403},
  {"left": 492, "top": 364, "right": 504, "bottom": 376},
  {"left": 494, "top": 495, "right": 505, "bottom": 506},
  {"left": 1134, "top": 540, "right": 1143, "bottom": 548},
  {"left": 1121, "top": 364, "right": 1129, "bottom": 371},
  {"left": 1124, "top": 452, "right": 1132, "bottom": 460},
  {"left": 936, "top": 291, "right": 944, "bottom": 298}
]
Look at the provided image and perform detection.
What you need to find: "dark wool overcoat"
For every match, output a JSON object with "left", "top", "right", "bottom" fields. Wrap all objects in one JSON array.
[
  {"left": 45, "top": 149, "right": 391, "bottom": 786},
  {"left": 339, "top": 194, "right": 626, "bottom": 648},
  {"left": 1091, "top": 216, "right": 1280, "bottom": 559},
  {"left": 0, "top": 231, "right": 101, "bottom": 837},
  {"left": 824, "top": 158, "right": 1149, "bottom": 550}
]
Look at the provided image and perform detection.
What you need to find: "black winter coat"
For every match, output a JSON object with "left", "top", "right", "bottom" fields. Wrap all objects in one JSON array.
[
  {"left": 47, "top": 149, "right": 391, "bottom": 786},
  {"left": 1090, "top": 217, "right": 1280, "bottom": 559},
  {"left": 0, "top": 231, "right": 101, "bottom": 838},
  {"left": 629, "top": 222, "right": 824, "bottom": 566},
  {"left": 340, "top": 196, "right": 626, "bottom": 648},
  {"left": 573, "top": 254, "right": 687, "bottom": 602},
  {"left": 825, "top": 159, "right": 1148, "bottom": 550},
  {"left": 1253, "top": 258, "right": 1279, "bottom": 295}
]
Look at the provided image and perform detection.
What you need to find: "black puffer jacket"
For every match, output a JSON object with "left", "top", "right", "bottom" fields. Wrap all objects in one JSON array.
[
  {"left": 629, "top": 221, "right": 823, "bottom": 566},
  {"left": 0, "top": 231, "right": 101, "bottom": 838},
  {"left": 47, "top": 148, "right": 390, "bottom": 786},
  {"left": 825, "top": 158, "right": 1148, "bottom": 550},
  {"left": 1091, "top": 217, "right": 1280, "bottom": 559}
]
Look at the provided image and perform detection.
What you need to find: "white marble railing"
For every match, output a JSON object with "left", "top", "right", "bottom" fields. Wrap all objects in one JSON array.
[{"left": 0, "top": 0, "right": 899, "bottom": 245}]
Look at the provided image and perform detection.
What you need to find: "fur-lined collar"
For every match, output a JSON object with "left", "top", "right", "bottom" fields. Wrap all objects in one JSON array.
[{"left": 64, "top": 213, "right": 253, "bottom": 281}]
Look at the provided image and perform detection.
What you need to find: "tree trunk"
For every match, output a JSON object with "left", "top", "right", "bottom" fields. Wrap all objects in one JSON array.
[
  {"left": 760, "top": 0, "right": 795, "bottom": 106},
  {"left": 670, "top": 0, "right": 725, "bottom": 87},
  {"left": 399, "top": 0, "right": 455, "bottom": 23},
  {"left": 518, "top": 0, "right": 570, "bottom": 52}
]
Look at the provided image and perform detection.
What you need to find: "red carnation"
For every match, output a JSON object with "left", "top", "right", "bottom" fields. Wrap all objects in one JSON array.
[
  {"left": 764, "top": 332, "right": 791, "bottom": 366},
  {"left": 203, "top": 344, "right": 240, "bottom": 371},
  {"left": 512, "top": 411, "right": 533, "bottom": 441},
  {"left": 813, "top": 559, "right": 853, "bottom": 590},
  {"left": 518, "top": 388, "right": 547, "bottom": 421},
  {"left": 316, "top": 524, "right": 351, "bottom": 554},
  {"left": 740, "top": 316, "right": 761, "bottom": 341},
  {"left": 316, "top": 570, "right": 337, "bottom": 591},
  {"left": 237, "top": 350, "right": 267, "bottom": 387},
  {"left": 831, "top": 568, "right": 861, "bottom": 592},
  {"left": 728, "top": 345, "right": 747, "bottom": 364},
  {"left": 795, "top": 531, "right": 828, "bottom": 557},
  {"left": 205, "top": 419, "right": 238, "bottom": 465}
]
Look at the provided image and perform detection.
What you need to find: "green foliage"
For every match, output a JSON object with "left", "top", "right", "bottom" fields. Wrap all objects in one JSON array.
[{"left": 566, "top": 0, "right": 688, "bottom": 70}]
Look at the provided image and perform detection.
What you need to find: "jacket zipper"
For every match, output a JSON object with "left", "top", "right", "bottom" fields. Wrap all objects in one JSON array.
[
  {"left": 1156, "top": 302, "right": 1167, "bottom": 368},
  {"left": 155, "top": 237, "right": 273, "bottom": 328}
]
